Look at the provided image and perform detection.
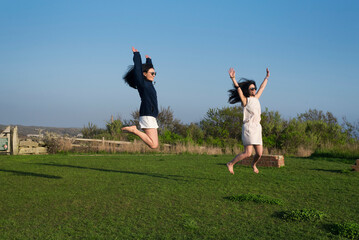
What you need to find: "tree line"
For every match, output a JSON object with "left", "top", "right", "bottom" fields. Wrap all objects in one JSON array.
[{"left": 82, "top": 107, "right": 359, "bottom": 156}]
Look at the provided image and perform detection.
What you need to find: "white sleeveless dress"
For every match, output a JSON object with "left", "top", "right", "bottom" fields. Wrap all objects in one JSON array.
[{"left": 242, "top": 97, "right": 262, "bottom": 146}]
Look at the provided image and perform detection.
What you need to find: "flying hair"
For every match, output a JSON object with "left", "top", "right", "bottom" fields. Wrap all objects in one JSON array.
[
  {"left": 123, "top": 63, "right": 154, "bottom": 89},
  {"left": 228, "top": 78, "right": 257, "bottom": 104}
]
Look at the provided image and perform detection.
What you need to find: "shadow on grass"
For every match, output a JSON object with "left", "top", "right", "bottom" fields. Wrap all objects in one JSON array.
[
  {"left": 310, "top": 168, "right": 352, "bottom": 174},
  {"left": 322, "top": 223, "right": 336, "bottom": 233},
  {"left": 0, "top": 169, "right": 62, "bottom": 179},
  {"left": 311, "top": 151, "right": 359, "bottom": 162},
  {"left": 33, "top": 163, "right": 190, "bottom": 181},
  {"left": 303, "top": 156, "right": 356, "bottom": 165},
  {"left": 272, "top": 211, "right": 285, "bottom": 219},
  {"left": 224, "top": 194, "right": 283, "bottom": 205}
]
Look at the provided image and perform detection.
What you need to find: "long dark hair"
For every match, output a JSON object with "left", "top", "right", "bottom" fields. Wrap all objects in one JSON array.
[
  {"left": 228, "top": 78, "right": 257, "bottom": 104},
  {"left": 123, "top": 63, "right": 154, "bottom": 89}
]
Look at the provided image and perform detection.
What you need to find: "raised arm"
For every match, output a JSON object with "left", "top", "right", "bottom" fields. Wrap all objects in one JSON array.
[
  {"left": 145, "top": 55, "right": 152, "bottom": 65},
  {"left": 132, "top": 47, "right": 144, "bottom": 86},
  {"left": 255, "top": 68, "right": 270, "bottom": 99},
  {"left": 229, "top": 68, "right": 247, "bottom": 106}
]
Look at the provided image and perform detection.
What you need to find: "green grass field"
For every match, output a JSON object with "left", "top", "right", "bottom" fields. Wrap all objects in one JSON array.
[{"left": 0, "top": 154, "right": 358, "bottom": 239}]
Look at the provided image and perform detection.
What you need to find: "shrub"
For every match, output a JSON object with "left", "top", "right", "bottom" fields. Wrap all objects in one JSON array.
[
  {"left": 261, "top": 108, "right": 284, "bottom": 152},
  {"left": 81, "top": 122, "right": 104, "bottom": 139},
  {"left": 279, "top": 119, "right": 308, "bottom": 154},
  {"left": 185, "top": 123, "right": 204, "bottom": 145},
  {"left": 329, "top": 222, "right": 359, "bottom": 240},
  {"left": 43, "top": 132, "right": 73, "bottom": 154},
  {"left": 105, "top": 118, "right": 124, "bottom": 140},
  {"left": 159, "top": 129, "right": 184, "bottom": 144},
  {"left": 200, "top": 106, "right": 243, "bottom": 142},
  {"left": 279, "top": 209, "right": 326, "bottom": 222}
]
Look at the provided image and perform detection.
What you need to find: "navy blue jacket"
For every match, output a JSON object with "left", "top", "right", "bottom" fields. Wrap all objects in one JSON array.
[{"left": 133, "top": 52, "right": 159, "bottom": 118}]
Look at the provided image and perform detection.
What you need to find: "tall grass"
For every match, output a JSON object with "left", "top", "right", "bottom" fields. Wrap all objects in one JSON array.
[
  {"left": 45, "top": 137, "right": 245, "bottom": 155},
  {"left": 312, "top": 143, "right": 359, "bottom": 161}
]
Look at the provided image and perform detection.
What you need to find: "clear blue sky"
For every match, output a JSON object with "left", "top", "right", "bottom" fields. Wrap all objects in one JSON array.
[{"left": 1, "top": 0, "right": 358, "bottom": 128}]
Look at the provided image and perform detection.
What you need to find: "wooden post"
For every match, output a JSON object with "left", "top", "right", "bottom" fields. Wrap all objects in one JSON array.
[{"left": 11, "top": 126, "right": 19, "bottom": 155}]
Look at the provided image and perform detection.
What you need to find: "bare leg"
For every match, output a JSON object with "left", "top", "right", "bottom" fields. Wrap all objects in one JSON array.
[
  {"left": 121, "top": 126, "right": 159, "bottom": 149},
  {"left": 251, "top": 145, "right": 263, "bottom": 174},
  {"left": 226, "top": 145, "right": 253, "bottom": 175}
]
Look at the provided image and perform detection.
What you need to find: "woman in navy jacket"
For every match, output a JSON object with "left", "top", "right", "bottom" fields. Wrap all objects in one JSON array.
[{"left": 122, "top": 47, "right": 159, "bottom": 149}]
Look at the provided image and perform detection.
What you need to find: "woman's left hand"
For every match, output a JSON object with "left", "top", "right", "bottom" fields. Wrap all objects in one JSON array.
[
  {"left": 266, "top": 68, "right": 270, "bottom": 79},
  {"left": 132, "top": 47, "right": 138, "bottom": 52}
]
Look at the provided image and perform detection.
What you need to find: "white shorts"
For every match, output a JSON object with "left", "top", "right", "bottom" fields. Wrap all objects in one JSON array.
[{"left": 139, "top": 116, "right": 159, "bottom": 129}]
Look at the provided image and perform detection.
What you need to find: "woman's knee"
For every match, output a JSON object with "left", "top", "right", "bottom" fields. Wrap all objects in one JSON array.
[
  {"left": 149, "top": 142, "right": 159, "bottom": 149},
  {"left": 254, "top": 149, "right": 263, "bottom": 158},
  {"left": 243, "top": 151, "right": 252, "bottom": 158}
]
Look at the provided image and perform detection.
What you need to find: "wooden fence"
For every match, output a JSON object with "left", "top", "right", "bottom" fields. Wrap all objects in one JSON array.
[{"left": 71, "top": 137, "right": 132, "bottom": 147}]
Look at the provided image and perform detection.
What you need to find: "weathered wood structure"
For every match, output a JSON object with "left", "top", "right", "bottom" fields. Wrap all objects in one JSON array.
[{"left": 0, "top": 126, "right": 11, "bottom": 155}]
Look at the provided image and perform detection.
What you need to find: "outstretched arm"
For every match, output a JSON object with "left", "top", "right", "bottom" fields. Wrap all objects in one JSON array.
[
  {"left": 255, "top": 68, "right": 270, "bottom": 99},
  {"left": 132, "top": 46, "right": 144, "bottom": 86},
  {"left": 229, "top": 68, "right": 247, "bottom": 106}
]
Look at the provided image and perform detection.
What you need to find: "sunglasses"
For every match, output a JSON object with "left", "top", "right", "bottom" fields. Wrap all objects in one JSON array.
[
  {"left": 249, "top": 87, "right": 257, "bottom": 91},
  {"left": 149, "top": 72, "right": 157, "bottom": 76}
]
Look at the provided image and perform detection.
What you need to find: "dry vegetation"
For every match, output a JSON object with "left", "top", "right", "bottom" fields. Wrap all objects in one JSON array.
[
  {"left": 44, "top": 136, "right": 318, "bottom": 156},
  {"left": 44, "top": 137, "right": 247, "bottom": 155}
]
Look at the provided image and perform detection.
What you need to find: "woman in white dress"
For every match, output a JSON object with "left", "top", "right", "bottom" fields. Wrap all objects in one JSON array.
[{"left": 226, "top": 67, "right": 270, "bottom": 174}]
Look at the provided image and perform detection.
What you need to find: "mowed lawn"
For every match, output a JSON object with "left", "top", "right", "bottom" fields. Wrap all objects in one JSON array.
[{"left": 0, "top": 154, "right": 358, "bottom": 240}]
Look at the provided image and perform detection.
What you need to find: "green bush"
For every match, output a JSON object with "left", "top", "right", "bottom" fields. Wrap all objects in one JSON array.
[
  {"left": 200, "top": 106, "right": 243, "bottom": 142},
  {"left": 279, "top": 119, "right": 309, "bottom": 154},
  {"left": 329, "top": 222, "right": 359, "bottom": 240},
  {"left": 185, "top": 123, "right": 204, "bottom": 145},
  {"left": 279, "top": 209, "right": 326, "bottom": 222},
  {"left": 261, "top": 108, "right": 284, "bottom": 152},
  {"left": 81, "top": 122, "right": 104, "bottom": 139},
  {"left": 159, "top": 129, "right": 184, "bottom": 144},
  {"left": 105, "top": 118, "right": 124, "bottom": 140}
]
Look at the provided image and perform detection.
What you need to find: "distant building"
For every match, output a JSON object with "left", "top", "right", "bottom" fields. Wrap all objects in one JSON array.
[
  {"left": 76, "top": 133, "right": 83, "bottom": 138},
  {"left": 27, "top": 134, "right": 44, "bottom": 138}
]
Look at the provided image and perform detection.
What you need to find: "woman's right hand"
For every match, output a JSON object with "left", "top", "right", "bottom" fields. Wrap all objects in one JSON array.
[
  {"left": 132, "top": 47, "right": 138, "bottom": 53},
  {"left": 228, "top": 68, "right": 236, "bottom": 79},
  {"left": 266, "top": 68, "right": 270, "bottom": 79}
]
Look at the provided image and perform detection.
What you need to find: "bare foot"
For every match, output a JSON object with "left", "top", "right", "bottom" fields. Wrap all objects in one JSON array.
[
  {"left": 252, "top": 164, "right": 259, "bottom": 174},
  {"left": 227, "top": 162, "right": 234, "bottom": 175},
  {"left": 121, "top": 125, "right": 137, "bottom": 133}
]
